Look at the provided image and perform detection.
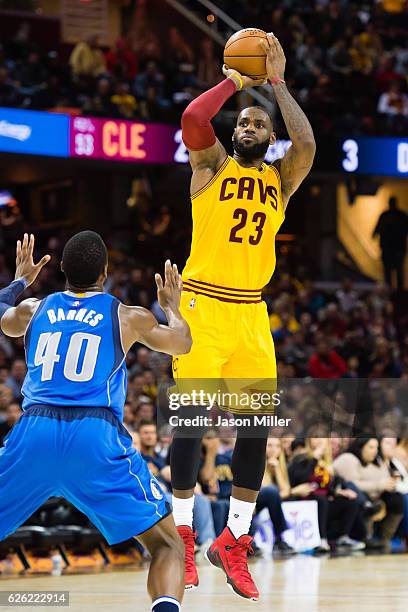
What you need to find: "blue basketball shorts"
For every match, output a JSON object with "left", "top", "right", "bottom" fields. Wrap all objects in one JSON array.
[{"left": 0, "top": 405, "right": 171, "bottom": 545}]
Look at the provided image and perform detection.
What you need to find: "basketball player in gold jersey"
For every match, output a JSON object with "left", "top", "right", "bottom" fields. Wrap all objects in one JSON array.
[{"left": 170, "top": 33, "right": 315, "bottom": 600}]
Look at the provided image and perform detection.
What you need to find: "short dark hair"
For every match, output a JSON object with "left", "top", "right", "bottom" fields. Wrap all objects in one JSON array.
[
  {"left": 62, "top": 231, "right": 107, "bottom": 288},
  {"left": 291, "top": 438, "right": 305, "bottom": 452},
  {"left": 237, "top": 106, "right": 272, "bottom": 127},
  {"left": 137, "top": 419, "right": 156, "bottom": 432}
]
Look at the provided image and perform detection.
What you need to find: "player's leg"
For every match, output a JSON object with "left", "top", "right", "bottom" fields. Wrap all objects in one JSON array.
[
  {"left": 171, "top": 291, "right": 228, "bottom": 588},
  {"left": 0, "top": 413, "right": 58, "bottom": 541},
  {"left": 206, "top": 301, "right": 276, "bottom": 600},
  {"left": 170, "top": 429, "right": 204, "bottom": 589},
  {"left": 137, "top": 514, "right": 184, "bottom": 610},
  {"left": 205, "top": 423, "right": 269, "bottom": 601},
  {"left": 59, "top": 409, "right": 182, "bottom": 608}
]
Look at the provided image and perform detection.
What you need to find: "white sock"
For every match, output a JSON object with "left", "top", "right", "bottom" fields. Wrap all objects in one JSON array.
[
  {"left": 172, "top": 495, "right": 194, "bottom": 528},
  {"left": 227, "top": 497, "right": 256, "bottom": 539}
]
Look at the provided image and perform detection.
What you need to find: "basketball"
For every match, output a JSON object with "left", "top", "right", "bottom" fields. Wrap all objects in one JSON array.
[{"left": 224, "top": 28, "right": 268, "bottom": 79}]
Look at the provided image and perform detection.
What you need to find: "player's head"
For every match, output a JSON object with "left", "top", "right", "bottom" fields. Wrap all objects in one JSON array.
[
  {"left": 61, "top": 230, "right": 108, "bottom": 290},
  {"left": 232, "top": 106, "right": 276, "bottom": 162}
]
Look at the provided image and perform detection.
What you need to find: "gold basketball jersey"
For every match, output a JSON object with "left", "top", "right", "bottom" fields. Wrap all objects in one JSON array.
[{"left": 182, "top": 155, "right": 285, "bottom": 303}]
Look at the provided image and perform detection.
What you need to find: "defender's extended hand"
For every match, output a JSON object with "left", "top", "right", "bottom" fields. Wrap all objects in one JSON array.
[
  {"left": 222, "top": 65, "right": 267, "bottom": 90},
  {"left": 155, "top": 260, "right": 183, "bottom": 312},
  {"left": 260, "top": 33, "right": 286, "bottom": 81},
  {"left": 15, "top": 233, "right": 51, "bottom": 287}
]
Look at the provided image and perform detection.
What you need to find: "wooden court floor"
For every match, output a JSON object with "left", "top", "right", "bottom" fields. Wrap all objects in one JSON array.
[{"left": 1, "top": 554, "right": 408, "bottom": 611}]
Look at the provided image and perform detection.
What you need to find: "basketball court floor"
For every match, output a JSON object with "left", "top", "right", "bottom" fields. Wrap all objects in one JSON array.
[{"left": 1, "top": 554, "right": 407, "bottom": 611}]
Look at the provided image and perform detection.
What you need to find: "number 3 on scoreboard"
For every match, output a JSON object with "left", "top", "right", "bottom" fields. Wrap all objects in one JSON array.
[
  {"left": 34, "top": 332, "right": 101, "bottom": 382},
  {"left": 342, "top": 139, "right": 359, "bottom": 173}
]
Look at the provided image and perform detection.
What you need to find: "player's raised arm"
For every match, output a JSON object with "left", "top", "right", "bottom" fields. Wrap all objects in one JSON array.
[
  {"left": 260, "top": 33, "right": 316, "bottom": 208},
  {"left": 0, "top": 234, "right": 50, "bottom": 337},
  {"left": 119, "top": 260, "right": 192, "bottom": 356},
  {"left": 182, "top": 68, "right": 266, "bottom": 195}
]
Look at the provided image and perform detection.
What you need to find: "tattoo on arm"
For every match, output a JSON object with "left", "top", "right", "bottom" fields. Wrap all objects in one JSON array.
[
  {"left": 272, "top": 83, "right": 316, "bottom": 204},
  {"left": 273, "top": 82, "right": 315, "bottom": 143}
]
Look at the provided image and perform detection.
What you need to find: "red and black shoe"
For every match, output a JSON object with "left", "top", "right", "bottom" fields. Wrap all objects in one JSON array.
[
  {"left": 177, "top": 525, "right": 199, "bottom": 589},
  {"left": 205, "top": 527, "right": 259, "bottom": 601}
]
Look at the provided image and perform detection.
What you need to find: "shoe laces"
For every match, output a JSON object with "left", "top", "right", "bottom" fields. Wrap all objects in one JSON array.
[
  {"left": 228, "top": 539, "right": 254, "bottom": 584},
  {"left": 180, "top": 530, "right": 196, "bottom": 570}
]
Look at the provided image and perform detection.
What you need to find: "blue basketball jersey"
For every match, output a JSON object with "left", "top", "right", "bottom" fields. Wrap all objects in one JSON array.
[{"left": 22, "top": 292, "right": 126, "bottom": 420}]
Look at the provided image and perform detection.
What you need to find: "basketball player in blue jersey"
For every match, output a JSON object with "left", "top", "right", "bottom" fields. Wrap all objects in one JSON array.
[{"left": 0, "top": 231, "right": 191, "bottom": 612}]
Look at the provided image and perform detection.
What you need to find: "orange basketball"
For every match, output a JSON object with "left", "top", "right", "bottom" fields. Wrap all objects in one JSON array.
[{"left": 224, "top": 28, "right": 267, "bottom": 80}]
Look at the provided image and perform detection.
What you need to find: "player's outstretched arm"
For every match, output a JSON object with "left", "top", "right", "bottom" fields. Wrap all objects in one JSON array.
[
  {"left": 120, "top": 260, "right": 192, "bottom": 356},
  {"left": 0, "top": 234, "right": 50, "bottom": 337},
  {"left": 261, "top": 34, "right": 316, "bottom": 208},
  {"left": 182, "top": 69, "right": 265, "bottom": 195}
]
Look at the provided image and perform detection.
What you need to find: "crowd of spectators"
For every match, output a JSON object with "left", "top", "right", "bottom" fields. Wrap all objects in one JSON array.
[
  {"left": 0, "top": 0, "right": 407, "bottom": 135},
  {"left": 0, "top": 225, "right": 408, "bottom": 555}
]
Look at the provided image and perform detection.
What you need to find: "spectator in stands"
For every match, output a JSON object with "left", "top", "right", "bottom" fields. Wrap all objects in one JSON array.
[
  {"left": 130, "top": 347, "right": 152, "bottom": 378},
  {"left": 375, "top": 55, "right": 405, "bottom": 92},
  {"left": 5, "top": 358, "right": 26, "bottom": 402},
  {"left": 133, "top": 61, "right": 166, "bottom": 105},
  {"left": 378, "top": 81, "right": 408, "bottom": 118},
  {"left": 350, "top": 33, "right": 377, "bottom": 76},
  {"left": 343, "top": 355, "right": 360, "bottom": 378},
  {"left": 84, "top": 78, "right": 117, "bottom": 118},
  {"left": 334, "top": 438, "right": 404, "bottom": 550},
  {"left": 111, "top": 81, "right": 139, "bottom": 119},
  {"left": 336, "top": 278, "right": 358, "bottom": 314},
  {"left": 256, "top": 438, "right": 295, "bottom": 555},
  {"left": 308, "top": 338, "right": 347, "bottom": 378},
  {"left": 283, "top": 331, "right": 311, "bottom": 376},
  {"left": 288, "top": 436, "right": 365, "bottom": 552},
  {"left": 368, "top": 336, "right": 402, "bottom": 377},
  {"left": 16, "top": 50, "right": 47, "bottom": 97},
  {"left": 69, "top": 35, "right": 106, "bottom": 79},
  {"left": 373, "top": 196, "right": 408, "bottom": 290},
  {"left": 382, "top": 437, "right": 408, "bottom": 538},
  {"left": 0, "top": 384, "right": 13, "bottom": 417},
  {"left": 123, "top": 402, "right": 136, "bottom": 431},
  {"left": 395, "top": 437, "right": 408, "bottom": 471},
  {"left": 138, "top": 420, "right": 171, "bottom": 492},
  {"left": 327, "top": 39, "right": 353, "bottom": 77},
  {"left": 0, "top": 402, "right": 22, "bottom": 446},
  {"left": 106, "top": 38, "right": 138, "bottom": 82},
  {"left": 134, "top": 396, "right": 155, "bottom": 426}
]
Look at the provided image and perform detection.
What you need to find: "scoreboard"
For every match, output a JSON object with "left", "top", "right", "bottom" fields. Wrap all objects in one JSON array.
[
  {"left": 0, "top": 107, "right": 407, "bottom": 177},
  {"left": 341, "top": 137, "right": 408, "bottom": 177}
]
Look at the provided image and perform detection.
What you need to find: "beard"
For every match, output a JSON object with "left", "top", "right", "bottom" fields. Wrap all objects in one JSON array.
[{"left": 232, "top": 133, "right": 270, "bottom": 161}]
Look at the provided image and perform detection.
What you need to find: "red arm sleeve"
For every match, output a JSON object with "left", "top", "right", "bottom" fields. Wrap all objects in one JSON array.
[{"left": 181, "top": 78, "right": 237, "bottom": 151}]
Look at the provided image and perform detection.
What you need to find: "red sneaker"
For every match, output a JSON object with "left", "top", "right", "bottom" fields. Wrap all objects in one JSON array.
[
  {"left": 177, "top": 525, "right": 199, "bottom": 589},
  {"left": 205, "top": 527, "right": 259, "bottom": 601}
]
